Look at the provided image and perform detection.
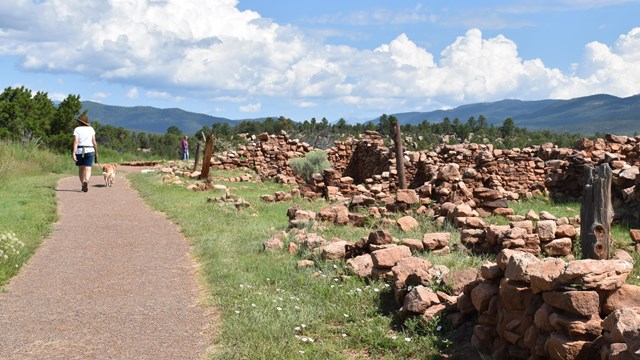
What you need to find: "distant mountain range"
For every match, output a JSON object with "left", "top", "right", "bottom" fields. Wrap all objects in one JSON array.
[
  {"left": 82, "top": 93, "right": 640, "bottom": 136},
  {"left": 81, "top": 101, "right": 237, "bottom": 134},
  {"left": 388, "top": 94, "right": 640, "bottom": 135}
]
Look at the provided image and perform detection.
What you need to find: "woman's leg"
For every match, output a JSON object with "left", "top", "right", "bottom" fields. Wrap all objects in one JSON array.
[
  {"left": 78, "top": 166, "right": 84, "bottom": 184},
  {"left": 84, "top": 166, "right": 92, "bottom": 182}
]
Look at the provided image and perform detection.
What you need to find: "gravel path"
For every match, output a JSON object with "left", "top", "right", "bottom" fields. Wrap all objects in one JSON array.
[{"left": 0, "top": 169, "right": 212, "bottom": 359}]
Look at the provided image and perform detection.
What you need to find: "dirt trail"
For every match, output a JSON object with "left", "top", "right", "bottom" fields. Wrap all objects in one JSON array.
[{"left": 0, "top": 167, "right": 211, "bottom": 359}]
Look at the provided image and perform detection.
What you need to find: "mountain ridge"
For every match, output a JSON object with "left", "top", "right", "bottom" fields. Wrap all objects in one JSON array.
[{"left": 82, "top": 93, "right": 640, "bottom": 135}]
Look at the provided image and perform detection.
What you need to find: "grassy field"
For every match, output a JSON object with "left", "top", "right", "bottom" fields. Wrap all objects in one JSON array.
[
  {"left": 128, "top": 169, "right": 489, "bottom": 359},
  {"left": 0, "top": 142, "right": 74, "bottom": 286}
]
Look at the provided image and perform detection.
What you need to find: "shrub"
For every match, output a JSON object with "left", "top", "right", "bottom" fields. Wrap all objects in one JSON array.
[{"left": 289, "top": 150, "right": 331, "bottom": 182}]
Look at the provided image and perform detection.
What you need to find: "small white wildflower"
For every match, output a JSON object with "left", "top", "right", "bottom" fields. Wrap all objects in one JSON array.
[
  {"left": 239, "top": 284, "right": 244, "bottom": 288},
  {"left": 373, "top": 288, "right": 380, "bottom": 293},
  {"left": 436, "top": 325, "right": 442, "bottom": 331},
  {"left": 251, "top": 303, "right": 256, "bottom": 307},
  {"left": 234, "top": 310, "right": 240, "bottom": 314},
  {"left": 330, "top": 285, "right": 335, "bottom": 288},
  {"left": 295, "top": 306, "right": 300, "bottom": 310},
  {"left": 356, "top": 288, "right": 362, "bottom": 293},
  {"left": 308, "top": 338, "right": 315, "bottom": 343},
  {"left": 278, "top": 297, "right": 283, "bottom": 301},
  {"left": 343, "top": 314, "right": 349, "bottom": 318},
  {"left": 276, "top": 307, "right": 282, "bottom": 311},
  {"left": 342, "top": 333, "right": 347, "bottom": 337},
  {"left": 301, "top": 324, "right": 306, "bottom": 328},
  {"left": 391, "top": 336, "right": 397, "bottom": 340},
  {"left": 333, "top": 278, "right": 339, "bottom": 282},
  {"left": 404, "top": 337, "right": 411, "bottom": 342},
  {"left": 299, "top": 350, "right": 304, "bottom": 354},
  {"left": 333, "top": 264, "right": 338, "bottom": 269},
  {"left": 301, "top": 337, "right": 309, "bottom": 342},
  {"left": 295, "top": 326, "right": 301, "bottom": 331}
]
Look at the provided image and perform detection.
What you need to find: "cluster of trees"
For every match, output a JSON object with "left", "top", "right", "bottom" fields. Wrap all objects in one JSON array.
[
  {"left": 0, "top": 87, "right": 187, "bottom": 159},
  {"left": 1, "top": 86, "right": 584, "bottom": 161}
]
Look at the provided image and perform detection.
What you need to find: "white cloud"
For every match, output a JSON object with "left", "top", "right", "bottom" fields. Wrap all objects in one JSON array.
[
  {"left": 0, "top": 1, "right": 639, "bottom": 115},
  {"left": 127, "top": 87, "right": 139, "bottom": 99},
  {"left": 145, "top": 90, "right": 183, "bottom": 102},
  {"left": 240, "top": 102, "right": 261, "bottom": 112},
  {"left": 91, "top": 92, "right": 110, "bottom": 102}
]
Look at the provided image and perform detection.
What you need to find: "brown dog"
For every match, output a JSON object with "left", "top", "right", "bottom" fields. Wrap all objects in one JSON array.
[{"left": 102, "top": 163, "right": 117, "bottom": 187}]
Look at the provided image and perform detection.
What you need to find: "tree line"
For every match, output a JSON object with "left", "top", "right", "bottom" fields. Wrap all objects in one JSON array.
[{"left": 0, "top": 86, "right": 584, "bottom": 160}]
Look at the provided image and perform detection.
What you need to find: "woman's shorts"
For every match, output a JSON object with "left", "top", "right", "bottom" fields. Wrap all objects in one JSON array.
[{"left": 75, "top": 152, "right": 95, "bottom": 167}]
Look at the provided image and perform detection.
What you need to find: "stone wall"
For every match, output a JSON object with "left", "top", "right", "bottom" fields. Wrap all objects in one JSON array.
[{"left": 211, "top": 131, "right": 640, "bottom": 222}]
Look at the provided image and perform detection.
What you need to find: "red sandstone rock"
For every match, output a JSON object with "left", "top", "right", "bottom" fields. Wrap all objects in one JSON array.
[
  {"left": 263, "top": 237, "right": 284, "bottom": 251},
  {"left": 371, "top": 245, "right": 412, "bottom": 269},
  {"left": 397, "top": 215, "right": 419, "bottom": 232},
  {"left": 530, "top": 257, "right": 566, "bottom": 293},
  {"left": 442, "top": 268, "right": 480, "bottom": 296},
  {"left": 471, "top": 281, "right": 499, "bottom": 312},
  {"left": 542, "top": 237, "right": 573, "bottom": 257},
  {"left": 559, "top": 259, "right": 633, "bottom": 290},
  {"left": 321, "top": 241, "right": 348, "bottom": 261},
  {"left": 603, "top": 284, "right": 640, "bottom": 315},
  {"left": 367, "top": 229, "right": 393, "bottom": 245},
  {"left": 402, "top": 286, "right": 441, "bottom": 313},
  {"left": 542, "top": 290, "right": 600, "bottom": 317},
  {"left": 396, "top": 189, "right": 419, "bottom": 205},
  {"left": 545, "top": 332, "right": 593, "bottom": 360},
  {"left": 602, "top": 308, "right": 640, "bottom": 355},
  {"left": 422, "top": 232, "right": 450, "bottom": 250},
  {"left": 400, "top": 238, "right": 424, "bottom": 252},
  {"left": 346, "top": 254, "right": 373, "bottom": 277},
  {"left": 536, "top": 220, "right": 557, "bottom": 241}
]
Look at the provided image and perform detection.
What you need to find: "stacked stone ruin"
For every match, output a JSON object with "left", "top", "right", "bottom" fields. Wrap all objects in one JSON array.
[{"left": 216, "top": 131, "right": 640, "bottom": 359}]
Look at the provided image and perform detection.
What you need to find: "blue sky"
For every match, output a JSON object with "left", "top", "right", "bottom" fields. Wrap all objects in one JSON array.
[{"left": 1, "top": 0, "right": 640, "bottom": 123}]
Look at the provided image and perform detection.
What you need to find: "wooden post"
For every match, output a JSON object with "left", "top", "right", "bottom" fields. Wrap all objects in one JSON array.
[
  {"left": 392, "top": 120, "right": 406, "bottom": 189},
  {"left": 580, "top": 163, "right": 613, "bottom": 259},
  {"left": 200, "top": 133, "right": 215, "bottom": 189},
  {"left": 192, "top": 142, "right": 201, "bottom": 172}
]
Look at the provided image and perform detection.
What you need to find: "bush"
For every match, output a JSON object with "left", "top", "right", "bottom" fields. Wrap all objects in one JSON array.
[{"left": 289, "top": 150, "right": 331, "bottom": 181}]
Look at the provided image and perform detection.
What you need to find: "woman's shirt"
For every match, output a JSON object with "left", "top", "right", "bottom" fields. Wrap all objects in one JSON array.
[{"left": 73, "top": 126, "right": 96, "bottom": 154}]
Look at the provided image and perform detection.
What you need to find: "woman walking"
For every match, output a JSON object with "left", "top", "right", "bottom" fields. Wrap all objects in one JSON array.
[{"left": 72, "top": 114, "right": 98, "bottom": 192}]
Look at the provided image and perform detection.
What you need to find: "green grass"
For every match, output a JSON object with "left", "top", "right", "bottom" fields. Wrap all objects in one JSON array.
[
  {"left": 0, "top": 142, "right": 74, "bottom": 286},
  {"left": 128, "top": 171, "right": 464, "bottom": 360}
]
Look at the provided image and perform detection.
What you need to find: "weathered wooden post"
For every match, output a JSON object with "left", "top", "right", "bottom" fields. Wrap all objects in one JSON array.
[
  {"left": 200, "top": 133, "right": 215, "bottom": 189},
  {"left": 392, "top": 120, "right": 406, "bottom": 189},
  {"left": 192, "top": 142, "right": 201, "bottom": 172},
  {"left": 580, "top": 163, "right": 613, "bottom": 259}
]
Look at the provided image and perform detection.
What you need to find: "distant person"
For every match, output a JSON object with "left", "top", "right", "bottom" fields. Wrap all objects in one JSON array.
[
  {"left": 72, "top": 114, "right": 98, "bottom": 192},
  {"left": 182, "top": 135, "right": 189, "bottom": 160}
]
